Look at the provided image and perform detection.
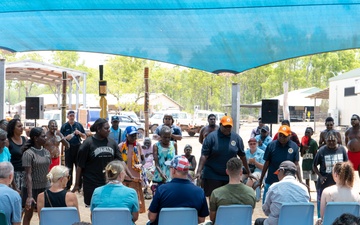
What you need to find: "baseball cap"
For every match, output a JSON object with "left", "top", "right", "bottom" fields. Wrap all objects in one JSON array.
[
  {"left": 125, "top": 126, "right": 138, "bottom": 135},
  {"left": 261, "top": 126, "right": 269, "bottom": 132},
  {"left": 248, "top": 138, "right": 257, "bottom": 143},
  {"left": 111, "top": 115, "right": 120, "bottom": 122},
  {"left": 67, "top": 110, "right": 75, "bottom": 116},
  {"left": 274, "top": 160, "right": 297, "bottom": 174},
  {"left": 220, "top": 116, "right": 233, "bottom": 127},
  {"left": 164, "top": 155, "right": 190, "bottom": 172},
  {"left": 278, "top": 125, "right": 291, "bottom": 136}
]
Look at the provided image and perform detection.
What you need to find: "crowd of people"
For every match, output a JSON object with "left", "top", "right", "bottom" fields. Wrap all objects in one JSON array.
[{"left": 1, "top": 112, "right": 360, "bottom": 225}]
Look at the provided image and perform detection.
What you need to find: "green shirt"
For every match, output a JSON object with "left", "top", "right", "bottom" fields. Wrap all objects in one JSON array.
[
  {"left": 209, "top": 183, "right": 256, "bottom": 212},
  {"left": 301, "top": 138, "right": 318, "bottom": 171}
]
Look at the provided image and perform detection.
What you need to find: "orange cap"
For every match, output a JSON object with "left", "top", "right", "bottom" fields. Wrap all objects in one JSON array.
[
  {"left": 278, "top": 125, "right": 291, "bottom": 136},
  {"left": 220, "top": 116, "right": 233, "bottom": 127}
]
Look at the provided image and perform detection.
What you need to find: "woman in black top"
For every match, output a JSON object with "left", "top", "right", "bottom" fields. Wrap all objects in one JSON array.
[
  {"left": 7, "top": 118, "right": 27, "bottom": 192},
  {"left": 37, "top": 165, "right": 79, "bottom": 219}
]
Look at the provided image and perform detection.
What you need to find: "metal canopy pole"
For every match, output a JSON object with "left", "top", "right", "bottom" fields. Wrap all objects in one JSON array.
[
  {"left": 231, "top": 83, "right": 240, "bottom": 134},
  {"left": 0, "top": 59, "right": 5, "bottom": 118}
]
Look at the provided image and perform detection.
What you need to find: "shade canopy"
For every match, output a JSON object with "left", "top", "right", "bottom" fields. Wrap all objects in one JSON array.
[{"left": 1, "top": 1, "right": 360, "bottom": 74}]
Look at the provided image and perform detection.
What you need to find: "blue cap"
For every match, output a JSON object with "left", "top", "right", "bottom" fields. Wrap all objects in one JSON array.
[
  {"left": 126, "top": 126, "right": 138, "bottom": 135},
  {"left": 111, "top": 115, "right": 120, "bottom": 122}
]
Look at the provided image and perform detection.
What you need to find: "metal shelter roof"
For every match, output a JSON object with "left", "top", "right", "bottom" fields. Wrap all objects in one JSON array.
[
  {"left": 306, "top": 88, "right": 329, "bottom": 99},
  {"left": 1, "top": 1, "right": 360, "bottom": 74},
  {"left": 6, "top": 60, "right": 87, "bottom": 86}
]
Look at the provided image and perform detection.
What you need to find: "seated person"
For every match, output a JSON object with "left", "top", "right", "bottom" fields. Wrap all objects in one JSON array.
[
  {"left": 255, "top": 161, "right": 309, "bottom": 225},
  {"left": 37, "top": 165, "right": 79, "bottom": 219},
  {"left": 254, "top": 126, "right": 272, "bottom": 151},
  {"left": 209, "top": 157, "right": 256, "bottom": 224},
  {"left": 320, "top": 162, "right": 360, "bottom": 220},
  {"left": 90, "top": 160, "right": 139, "bottom": 223},
  {"left": 148, "top": 155, "right": 209, "bottom": 225}
]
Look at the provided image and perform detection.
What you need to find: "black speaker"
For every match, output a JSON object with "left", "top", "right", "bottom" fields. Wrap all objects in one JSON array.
[
  {"left": 261, "top": 99, "right": 279, "bottom": 124},
  {"left": 26, "top": 97, "right": 44, "bottom": 119}
]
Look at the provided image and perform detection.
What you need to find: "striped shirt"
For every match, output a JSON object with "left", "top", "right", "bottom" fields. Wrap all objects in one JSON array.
[{"left": 22, "top": 147, "right": 51, "bottom": 189}]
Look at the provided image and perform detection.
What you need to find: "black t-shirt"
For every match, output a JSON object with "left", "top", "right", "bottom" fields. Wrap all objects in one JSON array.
[
  {"left": 8, "top": 136, "right": 26, "bottom": 171},
  {"left": 77, "top": 137, "right": 123, "bottom": 187}
]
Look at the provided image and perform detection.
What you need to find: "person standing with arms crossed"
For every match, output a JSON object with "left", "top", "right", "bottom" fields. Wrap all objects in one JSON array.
[{"left": 60, "top": 110, "right": 86, "bottom": 190}]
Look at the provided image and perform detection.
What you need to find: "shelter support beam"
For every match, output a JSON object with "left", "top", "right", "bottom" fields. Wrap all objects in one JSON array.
[
  {"left": 0, "top": 59, "right": 5, "bottom": 118},
  {"left": 83, "top": 73, "right": 87, "bottom": 108},
  {"left": 231, "top": 83, "right": 240, "bottom": 134}
]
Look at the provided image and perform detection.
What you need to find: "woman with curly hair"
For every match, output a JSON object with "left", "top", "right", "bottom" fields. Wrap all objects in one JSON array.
[
  {"left": 320, "top": 161, "right": 360, "bottom": 219},
  {"left": 7, "top": 118, "right": 27, "bottom": 192},
  {"left": 22, "top": 127, "right": 51, "bottom": 225},
  {"left": 72, "top": 118, "right": 132, "bottom": 207}
]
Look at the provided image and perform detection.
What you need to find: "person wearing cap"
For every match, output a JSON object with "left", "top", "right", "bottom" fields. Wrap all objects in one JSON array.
[
  {"left": 182, "top": 144, "right": 197, "bottom": 181},
  {"left": 60, "top": 110, "right": 86, "bottom": 190},
  {"left": 313, "top": 130, "right": 348, "bottom": 218},
  {"left": 242, "top": 137, "right": 265, "bottom": 202},
  {"left": 153, "top": 114, "right": 182, "bottom": 142},
  {"left": 209, "top": 157, "right": 256, "bottom": 224},
  {"left": 250, "top": 117, "right": 269, "bottom": 138},
  {"left": 255, "top": 161, "right": 309, "bottom": 225},
  {"left": 199, "top": 114, "right": 219, "bottom": 144},
  {"left": 272, "top": 120, "right": 300, "bottom": 147},
  {"left": 256, "top": 125, "right": 302, "bottom": 204},
  {"left": 148, "top": 155, "right": 209, "bottom": 225},
  {"left": 196, "top": 116, "right": 253, "bottom": 197},
  {"left": 72, "top": 118, "right": 132, "bottom": 207},
  {"left": 109, "top": 115, "right": 123, "bottom": 144},
  {"left": 255, "top": 126, "right": 272, "bottom": 151},
  {"left": 119, "top": 126, "right": 145, "bottom": 213}
]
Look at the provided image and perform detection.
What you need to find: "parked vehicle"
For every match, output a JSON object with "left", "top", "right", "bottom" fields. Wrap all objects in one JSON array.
[
  {"left": 24, "top": 110, "right": 63, "bottom": 130},
  {"left": 149, "top": 110, "right": 201, "bottom": 136},
  {"left": 119, "top": 111, "right": 140, "bottom": 123},
  {"left": 193, "top": 110, "right": 225, "bottom": 126},
  {"left": 109, "top": 114, "right": 145, "bottom": 139}
]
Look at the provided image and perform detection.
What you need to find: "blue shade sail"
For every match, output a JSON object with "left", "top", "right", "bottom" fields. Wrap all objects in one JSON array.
[{"left": 1, "top": 0, "right": 360, "bottom": 73}]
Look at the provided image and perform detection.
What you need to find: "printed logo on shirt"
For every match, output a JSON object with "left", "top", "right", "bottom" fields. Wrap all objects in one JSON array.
[
  {"left": 94, "top": 146, "right": 114, "bottom": 157},
  {"left": 325, "top": 154, "right": 344, "bottom": 173},
  {"left": 303, "top": 153, "right": 313, "bottom": 160},
  {"left": 288, "top": 148, "right": 294, "bottom": 154},
  {"left": 231, "top": 140, "right": 236, "bottom": 146}
]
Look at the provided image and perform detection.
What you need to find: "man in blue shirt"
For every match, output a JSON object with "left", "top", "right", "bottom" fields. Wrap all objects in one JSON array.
[
  {"left": 255, "top": 126, "right": 272, "bottom": 151},
  {"left": 0, "top": 162, "right": 21, "bottom": 225},
  {"left": 256, "top": 125, "right": 302, "bottom": 203},
  {"left": 109, "top": 115, "right": 122, "bottom": 144},
  {"left": 60, "top": 110, "right": 87, "bottom": 190},
  {"left": 196, "top": 116, "right": 253, "bottom": 197},
  {"left": 148, "top": 155, "right": 209, "bottom": 225}
]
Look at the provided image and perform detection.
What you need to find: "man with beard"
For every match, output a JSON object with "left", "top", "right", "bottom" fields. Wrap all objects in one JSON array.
[
  {"left": 199, "top": 114, "right": 219, "bottom": 144},
  {"left": 319, "top": 117, "right": 342, "bottom": 148}
]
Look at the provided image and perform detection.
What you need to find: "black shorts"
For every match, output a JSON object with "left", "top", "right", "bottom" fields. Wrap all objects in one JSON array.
[
  {"left": 22, "top": 187, "right": 46, "bottom": 208},
  {"left": 203, "top": 178, "right": 228, "bottom": 197}
]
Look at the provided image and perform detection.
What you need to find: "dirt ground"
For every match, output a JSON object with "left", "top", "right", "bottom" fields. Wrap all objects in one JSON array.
[{"left": 29, "top": 121, "right": 350, "bottom": 225}]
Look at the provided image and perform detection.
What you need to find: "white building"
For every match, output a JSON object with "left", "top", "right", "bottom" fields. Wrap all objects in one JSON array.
[{"left": 329, "top": 68, "right": 360, "bottom": 126}]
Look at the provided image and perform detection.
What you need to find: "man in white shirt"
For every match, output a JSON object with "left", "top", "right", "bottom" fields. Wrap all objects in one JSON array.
[{"left": 255, "top": 161, "right": 309, "bottom": 225}]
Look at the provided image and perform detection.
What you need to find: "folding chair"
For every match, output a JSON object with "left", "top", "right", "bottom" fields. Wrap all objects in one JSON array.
[
  {"left": 92, "top": 208, "right": 132, "bottom": 225},
  {"left": 40, "top": 207, "right": 80, "bottom": 225},
  {"left": 158, "top": 207, "right": 198, "bottom": 225},
  {"left": 322, "top": 202, "right": 360, "bottom": 225},
  {"left": 278, "top": 202, "right": 314, "bottom": 225},
  {"left": 214, "top": 205, "right": 252, "bottom": 225}
]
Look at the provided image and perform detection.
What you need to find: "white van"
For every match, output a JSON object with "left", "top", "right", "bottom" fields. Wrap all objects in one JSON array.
[
  {"left": 149, "top": 110, "right": 192, "bottom": 133},
  {"left": 193, "top": 110, "right": 225, "bottom": 126}
]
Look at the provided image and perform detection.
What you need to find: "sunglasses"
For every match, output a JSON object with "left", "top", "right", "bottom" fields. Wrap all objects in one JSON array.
[{"left": 129, "top": 134, "right": 137, "bottom": 138}]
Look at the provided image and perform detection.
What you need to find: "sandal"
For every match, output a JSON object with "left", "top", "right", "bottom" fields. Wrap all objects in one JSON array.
[{"left": 145, "top": 193, "right": 153, "bottom": 200}]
